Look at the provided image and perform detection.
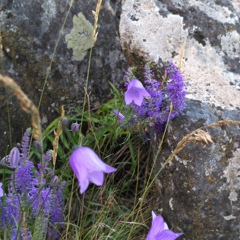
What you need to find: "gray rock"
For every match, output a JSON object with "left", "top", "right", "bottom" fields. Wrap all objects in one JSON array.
[
  {"left": 0, "top": 0, "right": 127, "bottom": 157},
  {"left": 152, "top": 99, "right": 240, "bottom": 239},
  {"left": 120, "top": 0, "right": 240, "bottom": 238},
  {"left": 120, "top": 0, "right": 240, "bottom": 110}
]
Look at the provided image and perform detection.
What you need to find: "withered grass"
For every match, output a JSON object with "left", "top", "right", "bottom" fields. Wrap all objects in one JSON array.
[
  {"left": 167, "top": 119, "right": 240, "bottom": 163},
  {"left": 0, "top": 74, "right": 42, "bottom": 141}
]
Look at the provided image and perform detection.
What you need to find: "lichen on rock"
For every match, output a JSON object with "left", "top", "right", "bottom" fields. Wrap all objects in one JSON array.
[
  {"left": 65, "top": 13, "right": 94, "bottom": 61},
  {"left": 223, "top": 149, "right": 240, "bottom": 203}
]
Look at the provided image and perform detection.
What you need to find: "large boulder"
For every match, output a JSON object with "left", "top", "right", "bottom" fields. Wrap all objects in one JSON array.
[
  {"left": 0, "top": 0, "right": 127, "bottom": 157},
  {"left": 120, "top": 0, "right": 240, "bottom": 239},
  {"left": 153, "top": 100, "right": 240, "bottom": 239}
]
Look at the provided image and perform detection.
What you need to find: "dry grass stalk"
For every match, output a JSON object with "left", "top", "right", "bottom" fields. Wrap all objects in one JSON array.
[
  {"left": 178, "top": 39, "right": 187, "bottom": 71},
  {"left": 167, "top": 129, "right": 213, "bottom": 163},
  {"left": 92, "top": 0, "right": 103, "bottom": 44},
  {"left": 21, "top": 208, "right": 27, "bottom": 240},
  {"left": 0, "top": 74, "right": 41, "bottom": 141},
  {"left": 208, "top": 119, "right": 240, "bottom": 128},
  {"left": 167, "top": 119, "right": 240, "bottom": 163},
  {"left": 52, "top": 106, "right": 64, "bottom": 167}
]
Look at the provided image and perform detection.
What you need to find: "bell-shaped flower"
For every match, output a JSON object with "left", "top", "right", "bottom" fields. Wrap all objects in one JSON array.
[
  {"left": 70, "top": 147, "right": 117, "bottom": 194},
  {"left": 0, "top": 182, "right": 3, "bottom": 197},
  {"left": 125, "top": 79, "right": 150, "bottom": 106},
  {"left": 146, "top": 211, "right": 183, "bottom": 240}
]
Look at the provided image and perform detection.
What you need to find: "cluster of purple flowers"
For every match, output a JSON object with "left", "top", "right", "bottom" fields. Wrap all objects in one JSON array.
[
  {"left": 0, "top": 62, "right": 185, "bottom": 240},
  {"left": 123, "top": 62, "right": 186, "bottom": 133},
  {"left": 0, "top": 129, "right": 66, "bottom": 239}
]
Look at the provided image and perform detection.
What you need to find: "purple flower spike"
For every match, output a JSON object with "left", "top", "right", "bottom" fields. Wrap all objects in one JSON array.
[
  {"left": 125, "top": 79, "right": 150, "bottom": 106},
  {"left": 113, "top": 110, "right": 125, "bottom": 121},
  {"left": 70, "top": 147, "right": 117, "bottom": 194},
  {"left": 146, "top": 211, "right": 183, "bottom": 240},
  {"left": 0, "top": 182, "right": 3, "bottom": 197}
]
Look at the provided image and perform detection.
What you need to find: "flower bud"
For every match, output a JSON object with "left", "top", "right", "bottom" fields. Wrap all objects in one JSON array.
[
  {"left": 9, "top": 147, "right": 20, "bottom": 168},
  {"left": 50, "top": 176, "right": 59, "bottom": 188},
  {"left": 61, "top": 117, "right": 69, "bottom": 130},
  {"left": 71, "top": 122, "right": 80, "bottom": 133},
  {"left": 113, "top": 110, "right": 125, "bottom": 121},
  {"left": 34, "top": 141, "right": 42, "bottom": 153}
]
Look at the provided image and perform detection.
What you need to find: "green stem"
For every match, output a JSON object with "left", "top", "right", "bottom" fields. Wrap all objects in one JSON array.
[{"left": 78, "top": 47, "right": 93, "bottom": 146}]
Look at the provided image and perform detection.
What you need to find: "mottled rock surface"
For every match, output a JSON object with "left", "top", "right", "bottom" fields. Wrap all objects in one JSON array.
[
  {"left": 0, "top": 0, "right": 127, "bottom": 157},
  {"left": 120, "top": 0, "right": 240, "bottom": 238},
  {"left": 153, "top": 100, "right": 240, "bottom": 239},
  {"left": 120, "top": 0, "right": 240, "bottom": 110}
]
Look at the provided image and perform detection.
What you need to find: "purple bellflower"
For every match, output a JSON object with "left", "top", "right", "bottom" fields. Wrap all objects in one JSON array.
[
  {"left": 0, "top": 182, "right": 3, "bottom": 197},
  {"left": 125, "top": 79, "right": 150, "bottom": 106},
  {"left": 146, "top": 211, "right": 183, "bottom": 240},
  {"left": 70, "top": 147, "right": 117, "bottom": 194}
]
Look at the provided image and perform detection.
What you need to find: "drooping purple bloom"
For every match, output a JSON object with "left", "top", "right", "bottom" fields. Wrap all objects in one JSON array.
[
  {"left": 0, "top": 182, "right": 3, "bottom": 197},
  {"left": 113, "top": 110, "right": 125, "bottom": 121},
  {"left": 146, "top": 211, "right": 183, "bottom": 240},
  {"left": 125, "top": 79, "right": 150, "bottom": 106},
  {"left": 70, "top": 147, "right": 117, "bottom": 194}
]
